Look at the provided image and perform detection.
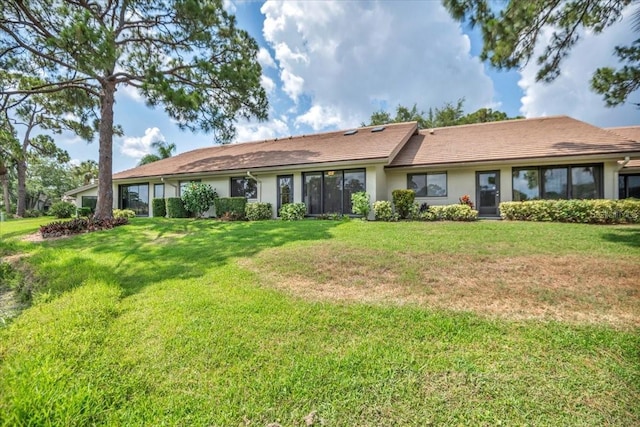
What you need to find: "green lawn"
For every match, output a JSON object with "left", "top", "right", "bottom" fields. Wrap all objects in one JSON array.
[{"left": 0, "top": 218, "right": 639, "bottom": 425}]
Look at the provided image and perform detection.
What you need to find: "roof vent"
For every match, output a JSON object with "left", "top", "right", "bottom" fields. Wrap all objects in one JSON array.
[
  {"left": 343, "top": 129, "right": 358, "bottom": 136},
  {"left": 371, "top": 126, "right": 385, "bottom": 133}
]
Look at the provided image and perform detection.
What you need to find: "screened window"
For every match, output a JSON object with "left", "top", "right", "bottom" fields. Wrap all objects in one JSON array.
[
  {"left": 81, "top": 196, "right": 97, "bottom": 213},
  {"left": 407, "top": 173, "right": 447, "bottom": 197},
  {"left": 619, "top": 174, "right": 640, "bottom": 199},
  {"left": 303, "top": 169, "right": 366, "bottom": 215},
  {"left": 119, "top": 183, "right": 149, "bottom": 216},
  {"left": 231, "top": 177, "right": 257, "bottom": 199},
  {"left": 154, "top": 183, "right": 165, "bottom": 199},
  {"left": 512, "top": 164, "right": 602, "bottom": 200}
]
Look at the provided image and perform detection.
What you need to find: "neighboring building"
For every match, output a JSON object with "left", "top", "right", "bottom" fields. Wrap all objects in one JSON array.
[
  {"left": 65, "top": 116, "right": 640, "bottom": 218},
  {"left": 605, "top": 126, "right": 640, "bottom": 200}
]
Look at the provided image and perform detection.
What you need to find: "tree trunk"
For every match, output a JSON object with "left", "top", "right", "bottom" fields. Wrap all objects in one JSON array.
[
  {"left": 15, "top": 158, "right": 26, "bottom": 217},
  {"left": 95, "top": 80, "right": 116, "bottom": 220},
  {"left": 0, "top": 171, "right": 11, "bottom": 215}
]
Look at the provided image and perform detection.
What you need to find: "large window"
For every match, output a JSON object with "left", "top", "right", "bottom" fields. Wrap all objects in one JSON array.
[
  {"left": 277, "top": 175, "right": 293, "bottom": 213},
  {"left": 119, "top": 183, "right": 149, "bottom": 216},
  {"left": 512, "top": 164, "right": 602, "bottom": 200},
  {"left": 619, "top": 174, "right": 640, "bottom": 199},
  {"left": 154, "top": 183, "right": 165, "bottom": 199},
  {"left": 81, "top": 196, "right": 97, "bottom": 213},
  {"left": 231, "top": 177, "right": 257, "bottom": 199},
  {"left": 303, "top": 169, "right": 365, "bottom": 215},
  {"left": 407, "top": 173, "right": 447, "bottom": 197}
]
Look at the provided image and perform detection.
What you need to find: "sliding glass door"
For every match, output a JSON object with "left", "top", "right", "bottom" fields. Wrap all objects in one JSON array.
[{"left": 303, "top": 169, "right": 365, "bottom": 215}]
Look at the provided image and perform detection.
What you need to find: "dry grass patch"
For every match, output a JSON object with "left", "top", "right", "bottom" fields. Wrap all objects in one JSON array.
[{"left": 243, "top": 244, "right": 640, "bottom": 328}]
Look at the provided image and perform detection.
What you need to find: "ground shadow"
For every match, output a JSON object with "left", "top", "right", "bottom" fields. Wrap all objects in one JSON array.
[{"left": 600, "top": 226, "right": 640, "bottom": 248}]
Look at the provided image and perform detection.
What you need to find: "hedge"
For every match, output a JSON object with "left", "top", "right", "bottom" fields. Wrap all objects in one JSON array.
[
  {"left": 152, "top": 198, "right": 166, "bottom": 217},
  {"left": 166, "top": 197, "right": 189, "bottom": 218},
  {"left": 245, "top": 202, "right": 273, "bottom": 221},
  {"left": 418, "top": 204, "right": 478, "bottom": 221},
  {"left": 499, "top": 199, "right": 640, "bottom": 224},
  {"left": 215, "top": 197, "right": 247, "bottom": 220}
]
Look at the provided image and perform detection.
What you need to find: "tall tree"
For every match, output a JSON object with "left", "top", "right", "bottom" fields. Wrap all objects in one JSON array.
[
  {"left": 0, "top": 0, "right": 268, "bottom": 219},
  {"left": 138, "top": 141, "right": 177, "bottom": 166},
  {"left": 0, "top": 124, "right": 17, "bottom": 214},
  {"left": 443, "top": 0, "right": 638, "bottom": 106}
]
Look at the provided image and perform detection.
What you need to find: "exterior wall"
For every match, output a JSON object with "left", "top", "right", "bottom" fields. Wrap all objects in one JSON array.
[{"left": 68, "top": 188, "right": 99, "bottom": 208}]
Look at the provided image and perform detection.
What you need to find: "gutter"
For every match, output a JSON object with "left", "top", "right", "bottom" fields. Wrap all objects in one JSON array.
[{"left": 617, "top": 156, "right": 630, "bottom": 171}]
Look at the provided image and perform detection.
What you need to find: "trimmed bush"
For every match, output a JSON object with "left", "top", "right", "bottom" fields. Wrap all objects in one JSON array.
[
  {"left": 113, "top": 209, "right": 136, "bottom": 219},
  {"left": 392, "top": 189, "right": 415, "bottom": 219},
  {"left": 214, "top": 197, "right": 247, "bottom": 220},
  {"left": 373, "top": 200, "right": 396, "bottom": 221},
  {"left": 245, "top": 202, "right": 273, "bottom": 221},
  {"left": 279, "top": 202, "right": 306, "bottom": 221},
  {"left": 49, "top": 201, "right": 76, "bottom": 219},
  {"left": 152, "top": 198, "right": 166, "bottom": 218},
  {"left": 499, "top": 199, "right": 640, "bottom": 224},
  {"left": 23, "top": 209, "right": 43, "bottom": 218},
  {"left": 423, "top": 204, "right": 478, "bottom": 221},
  {"left": 182, "top": 182, "right": 217, "bottom": 218},
  {"left": 166, "top": 197, "right": 189, "bottom": 218},
  {"left": 76, "top": 207, "right": 92, "bottom": 217},
  {"left": 351, "top": 191, "right": 371, "bottom": 219}
]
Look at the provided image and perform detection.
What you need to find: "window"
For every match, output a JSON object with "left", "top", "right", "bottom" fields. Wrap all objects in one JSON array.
[
  {"left": 154, "top": 183, "right": 165, "bottom": 199},
  {"left": 231, "top": 177, "right": 257, "bottom": 199},
  {"left": 407, "top": 173, "right": 447, "bottom": 197},
  {"left": 277, "top": 175, "right": 293, "bottom": 213},
  {"left": 303, "top": 169, "right": 366, "bottom": 215},
  {"left": 512, "top": 164, "right": 602, "bottom": 200},
  {"left": 119, "top": 183, "right": 149, "bottom": 216},
  {"left": 179, "top": 180, "right": 200, "bottom": 197},
  {"left": 81, "top": 196, "right": 97, "bottom": 213},
  {"left": 619, "top": 174, "right": 640, "bottom": 199}
]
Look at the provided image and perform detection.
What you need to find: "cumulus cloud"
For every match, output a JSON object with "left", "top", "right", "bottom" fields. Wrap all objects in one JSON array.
[
  {"left": 518, "top": 8, "right": 639, "bottom": 127},
  {"left": 260, "top": 75, "right": 276, "bottom": 94},
  {"left": 120, "top": 127, "right": 165, "bottom": 158},
  {"left": 234, "top": 118, "right": 290, "bottom": 143},
  {"left": 257, "top": 47, "right": 276, "bottom": 69},
  {"left": 260, "top": 1, "right": 496, "bottom": 131}
]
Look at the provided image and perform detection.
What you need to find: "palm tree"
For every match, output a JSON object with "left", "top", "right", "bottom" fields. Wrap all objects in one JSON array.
[
  {"left": 72, "top": 159, "right": 99, "bottom": 186},
  {"left": 138, "top": 141, "right": 176, "bottom": 166}
]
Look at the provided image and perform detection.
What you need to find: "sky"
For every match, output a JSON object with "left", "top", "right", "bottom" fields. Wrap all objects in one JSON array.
[{"left": 53, "top": 0, "right": 640, "bottom": 173}]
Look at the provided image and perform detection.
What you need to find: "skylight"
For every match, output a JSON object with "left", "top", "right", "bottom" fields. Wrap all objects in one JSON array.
[
  {"left": 371, "top": 126, "right": 386, "bottom": 133},
  {"left": 343, "top": 129, "right": 358, "bottom": 136}
]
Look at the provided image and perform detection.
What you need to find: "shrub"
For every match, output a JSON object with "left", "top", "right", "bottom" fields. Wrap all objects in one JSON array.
[
  {"left": 182, "top": 182, "right": 217, "bottom": 218},
  {"left": 166, "top": 198, "right": 189, "bottom": 218},
  {"left": 113, "top": 209, "right": 136, "bottom": 219},
  {"left": 23, "top": 209, "right": 43, "bottom": 218},
  {"left": 459, "top": 194, "right": 474, "bottom": 209},
  {"left": 49, "top": 201, "right": 76, "bottom": 219},
  {"left": 427, "top": 204, "right": 478, "bottom": 221},
  {"left": 215, "top": 197, "right": 247, "bottom": 220},
  {"left": 245, "top": 202, "right": 273, "bottom": 221},
  {"left": 374, "top": 200, "right": 397, "bottom": 221},
  {"left": 392, "top": 189, "right": 415, "bottom": 219},
  {"left": 351, "top": 191, "right": 371, "bottom": 219},
  {"left": 40, "top": 217, "right": 129, "bottom": 238},
  {"left": 279, "top": 202, "right": 306, "bottom": 221},
  {"left": 76, "top": 207, "right": 92, "bottom": 217},
  {"left": 499, "top": 199, "right": 640, "bottom": 224},
  {"left": 152, "top": 198, "right": 166, "bottom": 218}
]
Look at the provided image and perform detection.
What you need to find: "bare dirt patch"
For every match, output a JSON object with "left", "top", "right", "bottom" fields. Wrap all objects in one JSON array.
[{"left": 241, "top": 245, "right": 640, "bottom": 328}]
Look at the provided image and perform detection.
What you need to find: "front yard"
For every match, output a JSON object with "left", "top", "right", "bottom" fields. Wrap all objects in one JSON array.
[{"left": 1, "top": 218, "right": 639, "bottom": 425}]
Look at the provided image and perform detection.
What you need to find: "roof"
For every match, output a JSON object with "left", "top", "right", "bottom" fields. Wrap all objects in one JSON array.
[
  {"left": 389, "top": 116, "right": 640, "bottom": 168},
  {"left": 114, "top": 122, "right": 418, "bottom": 180},
  {"left": 64, "top": 182, "right": 98, "bottom": 197},
  {"left": 606, "top": 126, "right": 640, "bottom": 169}
]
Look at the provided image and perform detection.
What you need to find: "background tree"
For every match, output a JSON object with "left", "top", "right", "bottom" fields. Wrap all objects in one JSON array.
[
  {"left": 365, "top": 99, "right": 520, "bottom": 128},
  {"left": 72, "top": 160, "right": 99, "bottom": 186},
  {"left": 444, "top": 0, "right": 639, "bottom": 106},
  {"left": 138, "top": 141, "right": 177, "bottom": 166},
  {"left": 0, "top": 0, "right": 268, "bottom": 219},
  {"left": 25, "top": 155, "right": 80, "bottom": 211}
]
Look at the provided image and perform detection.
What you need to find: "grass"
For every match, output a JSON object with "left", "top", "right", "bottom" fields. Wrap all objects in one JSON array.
[{"left": 0, "top": 218, "right": 639, "bottom": 425}]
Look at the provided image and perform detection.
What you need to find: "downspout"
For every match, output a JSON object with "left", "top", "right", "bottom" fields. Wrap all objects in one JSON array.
[{"left": 617, "top": 156, "right": 630, "bottom": 171}]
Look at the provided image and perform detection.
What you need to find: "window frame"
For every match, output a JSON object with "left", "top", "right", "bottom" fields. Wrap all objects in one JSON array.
[
  {"left": 302, "top": 168, "right": 366, "bottom": 215},
  {"left": 230, "top": 177, "right": 258, "bottom": 199},
  {"left": 407, "top": 172, "right": 448, "bottom": 197},
  {"left": 118, "top": 183, "right": 150, "bottom": 216},
  {"left": 619, "top": 173, "right": 640, "bottom": 199},
  {"left": 511, "top": 164, "right": 603, "bottom": 200},
  {"left": 277, "top": 175, "right": 294, "bottom": 214},
  {"left": 154, "top": 183, "right": 165, "bottom": 199}
]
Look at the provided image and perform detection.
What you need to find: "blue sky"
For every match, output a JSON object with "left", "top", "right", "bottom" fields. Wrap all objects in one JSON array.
[{"left": 56, "top": 0, "right": 639, "bottom": 173}]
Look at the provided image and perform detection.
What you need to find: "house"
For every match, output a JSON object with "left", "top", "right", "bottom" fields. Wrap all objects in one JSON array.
[{"left": 65, "top": 116, "right": 640, "bottom": 218}]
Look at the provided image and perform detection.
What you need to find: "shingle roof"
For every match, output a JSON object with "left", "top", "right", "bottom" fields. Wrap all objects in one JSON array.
[
  {"left": 113, "top": 122, "right": 418, "bottom": 180},
  {"left": 388, "top": 116, "right": 640, "bottom": 168},
  {"left": 606, "top": 126, "right": 640, "bottom": 168}
]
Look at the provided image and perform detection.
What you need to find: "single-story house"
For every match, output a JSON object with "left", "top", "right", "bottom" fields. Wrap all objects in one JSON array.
[{"left": 65, "top": 115, "right": 640, "bottom": 218}]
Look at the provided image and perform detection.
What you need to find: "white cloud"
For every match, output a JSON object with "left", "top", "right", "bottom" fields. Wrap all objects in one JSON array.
[
  {"left": 260, "top": 1, "right": 496, "bottom": 130},
  {"left": 119, "top": 83, "right": 144, "bottom": 103},
  {"left": 260, "top": 75, "right": 276, "bottom": 94},
  {"left": 120, "top": 127, "right": 165, "bottom": 158},
  {"left": 295, "top": 104, "right": 344, "bottom": 130},
  {"left": 518, "top": 7, "right": 640, "bottom": 127},
  {"left": 257, "top": 47, "right": 276, "bottom": 69},
  {"left": 234, "top": 119, "right": 290, "bottom": 143}
]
